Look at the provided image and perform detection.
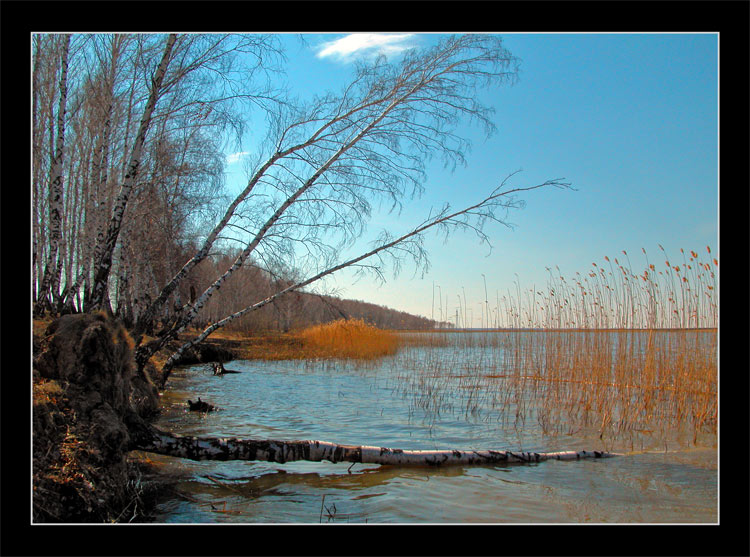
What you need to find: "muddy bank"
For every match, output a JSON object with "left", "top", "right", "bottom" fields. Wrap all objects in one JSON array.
[
  {"left": 30, "top": 316, "right": 354, "bottom": 522},
  {"left": 31, "top": 312, "right": 251, "bottom": 522},
  {"left": 32, "top": 313, "right": 167, "bottom": 522}
]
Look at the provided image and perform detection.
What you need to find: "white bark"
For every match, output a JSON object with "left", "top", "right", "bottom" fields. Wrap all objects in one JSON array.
[
  {"left": 88, "top": 33, "right": 178, "bottom": 311},
  {"left": 35, "top": 34, "right": 70, "bottom": 316},
  {"left": 136, "top": 428, "right": 619, "bottom": 466},
  {"left": 136, "top": 36, "right": 522, "bottom": 369},
  {"left": 165, "top": 71, "right": 426, "bottom": 338}
]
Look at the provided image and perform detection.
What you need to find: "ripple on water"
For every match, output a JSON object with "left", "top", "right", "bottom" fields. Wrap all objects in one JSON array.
[{"left": 153, "top": 339, "right": 717, "bottom": 524}]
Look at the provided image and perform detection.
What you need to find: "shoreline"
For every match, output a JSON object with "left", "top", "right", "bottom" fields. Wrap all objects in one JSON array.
[{"left": 32, "top": 317, "right": 717, "bottom": 522}]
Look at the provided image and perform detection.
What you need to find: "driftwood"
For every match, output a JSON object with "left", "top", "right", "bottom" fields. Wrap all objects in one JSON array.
[
  {"left": 135, "top": 427, "right": 619, "bottom": 466},
  {"left": 186, "top": 397, "right": 216, "bottom": 412}
]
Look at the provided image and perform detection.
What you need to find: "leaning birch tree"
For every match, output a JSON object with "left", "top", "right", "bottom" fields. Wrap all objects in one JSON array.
[
  {"left": 86, "top": 33, "right": 179, "bottom": 312},
  {"left": 31, "top": 33, "right": 613, "bottom": 472},
  {"left": 131, "top": 35, "right": 572, "bottom": 381},
  {"left": 33, "top": 34, "right": 573, "bottom": 389},
  {"left": 157, "top": 174, "right": 569, "bottom": 384}
]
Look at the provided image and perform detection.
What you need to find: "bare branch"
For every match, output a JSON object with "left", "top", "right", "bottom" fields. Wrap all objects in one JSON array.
[{"left": 159, "top": 174, "right": 570, "bottom": 383}]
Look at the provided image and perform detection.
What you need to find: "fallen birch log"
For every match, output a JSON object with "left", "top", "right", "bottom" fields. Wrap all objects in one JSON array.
[{"left": 134, "top": 427, "right": 620, "bottom": 466}]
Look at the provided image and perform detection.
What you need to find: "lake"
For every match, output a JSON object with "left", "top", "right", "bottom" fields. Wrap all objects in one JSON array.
[{"left": 148, "top": 330, "right": 717, "bottom": 523}]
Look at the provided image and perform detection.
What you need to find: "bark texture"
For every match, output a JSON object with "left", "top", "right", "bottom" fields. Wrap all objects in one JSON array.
[
  {"left": 35, "top": 34, "right": 71, "bottom": 316},
  {"left": 88, "top": 34, "right": 177, "bottom": 311},
  {"left": 135, "top": 430, "right": 619, "bottom": 466}
]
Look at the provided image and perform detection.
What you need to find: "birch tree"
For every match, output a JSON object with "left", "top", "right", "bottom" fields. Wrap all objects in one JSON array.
[
  {"left": 157, "top": 174, "right": 569, "bottom": 384},
  {"left": 33, "top": 34, "right": 56, "bottom": 303},
  {"left": 86, "top": 33, "right": 179, "bottom": 311},
  {"left": 133, "top": 426, "right": 619, "bottom": 466},
  {"left": 32, "top": 33, "right": 282, "bottom": 319},
  {"left": 132, "top": 35, "right": 549, "bottom": 376},
  {"left": 33, "top": 34, "right": 574, "bottom": 389},
  {"left": 34, "top": 34, "right": 71, "bottom": 316}
]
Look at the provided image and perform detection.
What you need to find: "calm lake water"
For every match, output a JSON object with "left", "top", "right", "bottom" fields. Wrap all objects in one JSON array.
[{"left": 149, "top": 331, "right": 717, "bottom": 523}]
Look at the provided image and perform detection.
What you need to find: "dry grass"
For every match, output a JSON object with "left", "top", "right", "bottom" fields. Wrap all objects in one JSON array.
[
  {"left": 393, "top": 245, "right": 718, "bottom": 448},
  {"left": 393, "top": 328, "right": 717, "bottom": 449},
  {"left": 35, "top": 314, "right": 400, "bottom": 373},
  {"left": 508, "top": 330, "right": 717, "bottom": 446},
  {"left": 166, "top": 319, "right": 400, "bottom": 362},
  {"left": 34, "top": 316, "right": 55, "bottom": 332},
  {"left": 294, "top": 319, "right": 399, "bottom": 360},
  {"left": 481, "top": 246, "right": 717, "bottom": 329},
  {"left": 31, "top": 245, "right": 717, "bottom": 452}
]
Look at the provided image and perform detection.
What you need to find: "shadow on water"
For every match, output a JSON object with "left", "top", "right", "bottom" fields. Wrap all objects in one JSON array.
[{"left": 150, "top": 455, "right": 539, "bottom": 523}]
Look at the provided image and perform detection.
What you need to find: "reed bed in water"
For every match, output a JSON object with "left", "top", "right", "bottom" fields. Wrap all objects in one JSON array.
[
  {"left": 512, "top": 330, "right": 717, "bottom": 445},
  {"left": 295, "top": 318, "right": 400, "bottom": 360},
  {"left": 389, "top": 245, "right": 718, "bottom": 447},
  {"left": 393, "top": 327, "right": 717, "bottom": 449},
  {"left": 482, "top": 246, "right": 718, "bottom": 329}
]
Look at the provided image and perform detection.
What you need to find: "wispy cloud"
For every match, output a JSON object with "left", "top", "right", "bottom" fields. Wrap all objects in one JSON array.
[
  {"left": 315, "top": 33, "right": 417, "bottom": 62},
  {"left": 225, "top": 151, "right": 250, "bottom": 165}
]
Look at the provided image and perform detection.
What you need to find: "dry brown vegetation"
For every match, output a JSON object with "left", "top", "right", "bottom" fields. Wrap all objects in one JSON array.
[
  {"left": 33, "top": 244, "right": 717, "bottom": 457},
  {"left": 452, "top": 246, "right": 718, "bottom": 329},
  {"left": 389, "top": 246, "right": 718, "bottom": 449},
  {"left": 294, "top": 319, "right": 400, "bottom": 360},
  {"left": 394, "top": 329, "right": 717, "bottom": 449},
  {"left": 144, "top": 318, "right": 401, "bottom": 364}
]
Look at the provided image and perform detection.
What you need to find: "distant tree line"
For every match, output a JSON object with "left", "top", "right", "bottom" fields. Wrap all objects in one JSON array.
[{"left": 177, "top": 249, "right": 438, "bottom": 332}]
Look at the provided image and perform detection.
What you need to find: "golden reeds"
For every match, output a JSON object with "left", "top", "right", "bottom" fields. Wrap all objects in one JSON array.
[
  {"left": 393, "top": 328, "right": 717, "bottom": 449},
  {"left": 479, "top": 246, "right": 717, "bottom": 330},
  {"left": 295, "top": 318, "right": 399, "bottom": 360},
  {"left": 393, "top": 244, "right": 718, "bottom": 449}
]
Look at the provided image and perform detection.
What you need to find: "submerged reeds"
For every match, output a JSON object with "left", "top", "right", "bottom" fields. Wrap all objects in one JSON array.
[
  {"left": 176, "top": 245, "right": 717, "bottom": 451},
  {"left": 510, "top": 329, "right": 717, "bottom": 446},
  {"left": 393, "top": 329, "right": 717, "bottom": 449},
  {"left": 390, "top": 245, "right": 718, "bottom": 449}
]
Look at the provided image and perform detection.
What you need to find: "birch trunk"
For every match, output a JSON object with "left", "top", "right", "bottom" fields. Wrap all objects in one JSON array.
[
  {"left": 84, "top": 43, "right": 119, "bottom": 310},
  {"left": 186, "top": 84, "right": 413, "bottom": 328},
  {"left": 134, "top": 67, "right": 422, "bottom": 337},
  {"left": 88, "top": 33, "right": 178, "bottom": 311},
  {"left": 34, "top": 34, "right": 70, "bottom": 316},
  {"left": 32, "top": 35, "right": 45, "bottom": 301},
  {"left": 134, "top": 428, "right": 619, "bottom": 466},
  {"left": 133, "top": 154, "right": 277, "bottom": 337}
]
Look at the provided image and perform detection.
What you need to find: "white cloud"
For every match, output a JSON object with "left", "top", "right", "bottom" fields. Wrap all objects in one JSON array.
[
  {"left": 316, "top": 33, "right": 416, "bottom": 62},
  {"left": 225, "top": 151, "right": 250, "bottom": 165}
]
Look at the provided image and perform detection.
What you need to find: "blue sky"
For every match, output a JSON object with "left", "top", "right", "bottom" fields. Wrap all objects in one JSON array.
[{"left": 223, "top": 33, "right": 718, "bottom": 324}]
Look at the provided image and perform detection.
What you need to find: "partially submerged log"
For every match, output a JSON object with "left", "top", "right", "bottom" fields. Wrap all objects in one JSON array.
[
  {"left": 186, "top": 397, "right": 216, "bottom": 412},
  {"left": 212, "top": 361, "right": 240, "bottom": 375},
  {"left": 135, "top": 427, "right": 620, "bottom": 466}
]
